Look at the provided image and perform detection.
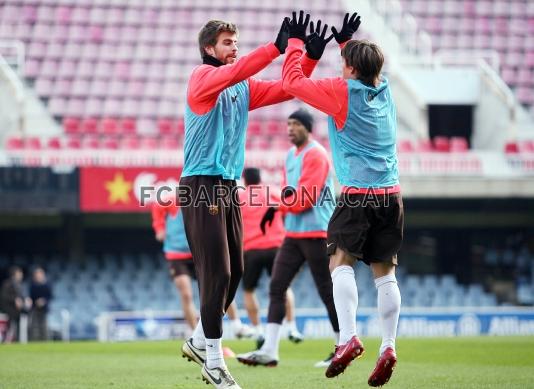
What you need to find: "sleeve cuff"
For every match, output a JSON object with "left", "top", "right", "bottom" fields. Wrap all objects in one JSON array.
[
  {"left": 288, "top": 38, "right": 305, "bottom": 48},
  {"left": 265, "top": 42, "right": 281, "bottom": 59},
  {"left": 339, "top": 41, "right": 348, "bottom": 50}
]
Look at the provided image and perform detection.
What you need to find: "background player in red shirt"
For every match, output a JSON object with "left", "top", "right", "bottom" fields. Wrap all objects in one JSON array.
[{"left": 239, "top": 167, "right": 302, "bottom": 349}]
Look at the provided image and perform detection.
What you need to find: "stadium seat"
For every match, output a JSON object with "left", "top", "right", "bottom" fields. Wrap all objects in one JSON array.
[
  {"left": 433, "top": 136, "right": 450, "bottom": 152},
  {"left": 6, "top": 136, "right": 24, "bottom": 150},
  {"left": 47, "top": 137, "right": 62, "bottom": 149},
  {"left": 449, "top": 137, "right": 469, "bottom": 152},
  {"left": 397, "top": 139, "right": 415, "bottom": 153},
  {"left": 504, "top": 141, "right": 519, "bottom": 154}
]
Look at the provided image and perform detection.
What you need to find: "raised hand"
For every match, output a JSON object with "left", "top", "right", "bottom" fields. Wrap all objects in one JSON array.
[
  {"left": 331, "top": 12, "right": 361, "bottom": 44},
  {"left": 274, "top": 17, "right": 290, "bottom": 54},
  {"left": 287, "top": 10, "right": 311, "bottom": 41},
  {"left": 305, "top": 19, "right": 334, "bottom": 60}
]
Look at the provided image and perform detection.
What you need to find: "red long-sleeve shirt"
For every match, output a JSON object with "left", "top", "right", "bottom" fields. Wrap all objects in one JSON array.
[
  {"left": 187, "top": 42, "right": 318, "bottom": 115},
  {"left": 282, "top": 38, "right": 349, "bottom": 129},
  {"left": 239, "top": 185, "right": 285, "bottom": 251}
]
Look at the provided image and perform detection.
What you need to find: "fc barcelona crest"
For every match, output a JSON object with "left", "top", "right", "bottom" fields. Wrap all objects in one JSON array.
[{"left": 208, "top": 205, "right": 219, "bottom": 215}]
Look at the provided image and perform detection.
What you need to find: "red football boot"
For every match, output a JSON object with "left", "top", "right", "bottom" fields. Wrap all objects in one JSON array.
[
  {"left": 325, "top": 335, "right": 365, "bottom": 378},
  {"left": 368, "top": 347, "right": 397, "bottom": 387}
]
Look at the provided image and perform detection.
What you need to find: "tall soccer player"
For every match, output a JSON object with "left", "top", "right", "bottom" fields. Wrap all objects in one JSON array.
[
  {"left": 237, "top": 107, "right": 340, "bottom": 368},
  {"left": 281, "top": 13, "right": 404, "bottom": 387},
  {"left": 152, "top": 197, "right": 254, "bottom": 338},
  {"left": 179, "top": 16, "right": 318, "bottom": 388}
]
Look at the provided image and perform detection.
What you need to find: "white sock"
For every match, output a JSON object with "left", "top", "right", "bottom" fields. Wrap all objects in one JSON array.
[
  {"left": 231, "top": 318, "right": 242, "bottom": 332},
  {"left": 192, "top": 318, "right": 205, "bottom": 349},
  {"left": 205, "top": 338, "right": 225, "bottom": 369},
  {"left": 254, "top": 324, "right": 264, "bottom": 336},
  {"left": 286, "top": 320, "right": 297, "bottom": 333},
  {"left": 260, "top": 323, "right": 281, "bottom": 357},
  {"left": 331, "top": 265, "right": 358, "bottom": 345},
  {"left": 375, "top": 274, "right": 401, "bottom": 355},
  {"left": 334, "top": 331, "right": 340, "bottom": 345}
]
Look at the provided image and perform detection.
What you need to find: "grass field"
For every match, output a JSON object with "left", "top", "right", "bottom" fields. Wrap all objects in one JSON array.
[{"left": 1, "top": 337, "right": 534, "bottom": 388}]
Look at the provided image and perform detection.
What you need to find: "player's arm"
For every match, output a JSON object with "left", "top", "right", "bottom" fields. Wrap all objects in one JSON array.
[
  {"left": 279, "top": 147, "right": 330, "bottom": 214},
  {"left": 248, "top": 54, "right": 317, "bottom": 110},
  {"left": 282, "top": 38, "right": 349, "bottom": 129},
  {"left": 151, "top": 203, "right": 166, "bottom": 241}
]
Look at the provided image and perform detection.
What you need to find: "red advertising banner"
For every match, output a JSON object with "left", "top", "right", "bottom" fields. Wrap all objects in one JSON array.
[{"left": 80, "top": 167, "right": 181, "bottom": 212}]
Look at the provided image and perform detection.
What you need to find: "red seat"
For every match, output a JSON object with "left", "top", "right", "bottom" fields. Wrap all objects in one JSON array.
[
  {"left": 25, "top": 137, "right": 42, "bottom": 150},
  {"left": 101, "top": 137, "right": 119, "bottom": 149},
  {"left": 416, "top": 138, "right": 433, "bottom": 152},
  {"left": 519, "top": 139, "right": 534, "bottom": 153},
  {"left": 158, "top": 119, "right": 174, "bottom": 135},
  {"left": 81, "top": 118, "right": 99, "bottom": 135},
  {"left": 140, "top": 136, "right": 159, "bottom": 149},
  {"left": 120, "top": 136, "right": 140, "bottom": 149},
  {"left": 66, "top": 136, "right": 81, "bottom": 149},
  {"left": 266, "top": 120, "right": 283, "bottom": 135},
  {"left": 248, "top": 120, "right": 262, "bottom": 136},
  {"left": 100, "top": 118, "right": 119, "bottom": 136},
  {"left": 433, "top": 136, "right": 450, "bottom": 152},
  {"left": 120, "top": 118, "right": 137, "bottom": 135},
  {"left": 6, "top": 136, "right": 24, "bottom": 150},
  {"left": 397, "top": 139, "right": 414, "bottom": 153},
  {"left": 504, "top": 141, "right": 519, "bottom": 154},
  {"left": 449, "top": 137, "right": 469, "bottom": 152},
  {"left": 47, "top": 137, "right": 62, "bottom": 149},
  {"left": 161, "top": 136, "right": 179, "bottom": 149},
  {"left": 176, "top": 118, "right": 185, "bottom": 134},
  {"left": 63, "top": 117, "right": 80, "bottom": 135},
  {"left": 83, "top": 135, "right": 100, "bottom": 149}
]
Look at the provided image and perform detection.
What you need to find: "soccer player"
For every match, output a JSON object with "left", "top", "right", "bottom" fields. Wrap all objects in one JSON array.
[
  {"left": 179, "top": 16, "right": 318, "bottom": 388},
  {"left": 152, "top": 197, "right": 254, "bottom": 338},
  {"left": 281, "top": 13, "right": 403, "bottom": 387},
  {"left": 239, "top": 167, "right": 302, "bottom": 348},
  {"left": 236, "top": 107, "right": 340, "bottom": 368}
]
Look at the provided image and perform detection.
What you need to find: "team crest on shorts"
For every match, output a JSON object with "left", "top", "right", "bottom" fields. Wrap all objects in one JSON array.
[{"left": 208, "top": 205, "right": 219, "bottom": 215}]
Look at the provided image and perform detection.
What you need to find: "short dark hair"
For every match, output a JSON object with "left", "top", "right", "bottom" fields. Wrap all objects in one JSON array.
[
  {"left": 198, "top": 20, "right": 239, "bottom": 59},
  {"left": 243, "top": 167, "right": 261, "bottom": 186},
  {"left": 341, "top": 40, "right": 384, "bottom": 86}
]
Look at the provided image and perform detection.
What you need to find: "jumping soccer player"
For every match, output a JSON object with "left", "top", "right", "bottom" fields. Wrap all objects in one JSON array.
[
  {"left": 236, "top": 106, "right": 339, "bottom": 368},
  {"left": 152, "top": 197, "right": 254, "bottom": 338},
  {"left": 281, "top": 12, "right": 403, "bottom": 387},
  {"left": 179, "top": 16, "right": 318, "bottom": 388}
]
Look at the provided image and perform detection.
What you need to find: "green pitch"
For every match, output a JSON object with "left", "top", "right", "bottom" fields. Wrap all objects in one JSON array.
[{"left": 1, "top": 337, "right": 533, "bottom": 388}]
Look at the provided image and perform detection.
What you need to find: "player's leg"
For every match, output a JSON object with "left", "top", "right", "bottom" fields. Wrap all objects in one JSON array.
[
  {"left": 243, "top": 250, "right": 265, "bottom": 338},
  {"left": 172, "top": 268, "right": 197, "bottom": 330},
  {"left": 226, "top": 301, "right": 254, "bottom": 339},
  {"left": 180, "top": 176, "right": 232, "bottom": 371},
  {"left": 237, "top": 238, "right": 305, "bottom": 366},
  {"left": 366, "top": 192, "right": 403, "bottom": 387},
  {"left": 284, "top": 287, "right": 303, "bottom": 343},
  {"left": 302, "top": 238, "right": 339, "bottom": 337},
  {"left": 324, "top": 195, "right": 368, "bottom": 378}
]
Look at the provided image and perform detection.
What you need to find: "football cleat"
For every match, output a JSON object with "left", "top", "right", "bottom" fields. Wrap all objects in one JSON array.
[
  {"left": 325, "top": 336, "right": 365, "bottom": 378},
  {"left": 368, "top": 347, "right": 397, "bottom": 387},
  {"left": 201, "top": 363, "right": 241, "bottom": 388},
  {"left": 181, "top": 338, "right": 206, "bottom": 366},
  {"left": 236, "top": 350, "right": 278, "bottom": 367}
]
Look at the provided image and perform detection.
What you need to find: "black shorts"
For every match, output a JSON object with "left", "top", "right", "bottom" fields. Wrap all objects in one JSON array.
[
  {"left": 242, "top": 248, "right": 278, "bottom": 291},
  {"left": 327, "top": 192, "right": 404, "bottom": 265},
  {"left": 168, "top": 260, "right": 196, "bottom": 279}
]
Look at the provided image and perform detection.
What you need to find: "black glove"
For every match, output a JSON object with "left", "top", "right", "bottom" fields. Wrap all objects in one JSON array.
[
  {"left": 274, "top": 17, "right": 290, "bottom": 54},
  {"left": 331, "top": 12, "right": 361, "bottom": 44},
  {"left": 305, "top": 20, "right": 334, "bottom": 60},
  {"left": 287, "top": 10, "right": 310, "bottom": 41},
  {"left": 260, "top": 207, "right": 277, "bottom": 235},
  {"left": 281, "top": 186, "right": 296, "bottom": 199}
]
